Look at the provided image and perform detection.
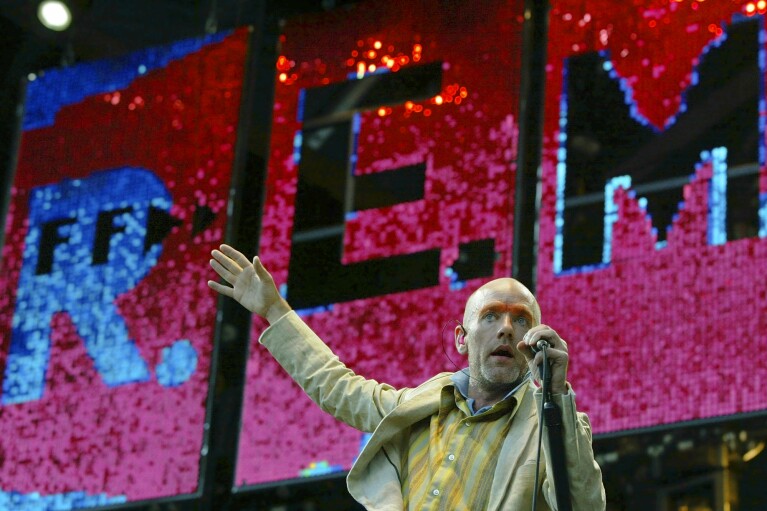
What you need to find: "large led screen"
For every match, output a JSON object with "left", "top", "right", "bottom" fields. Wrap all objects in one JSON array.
[
  {"left": 537, "top": 0, "right": 767, "bottom": 434},
  {"left": 0, "top": 30, "right": 248, "bottom": 509},
  {"left": 235, "top": 0, "right": 525, "bottom": 486}
]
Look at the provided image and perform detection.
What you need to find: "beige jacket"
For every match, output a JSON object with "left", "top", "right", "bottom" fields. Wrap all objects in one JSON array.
[{"left": 260, "top": 311, "right": 606, "bottom": 511}]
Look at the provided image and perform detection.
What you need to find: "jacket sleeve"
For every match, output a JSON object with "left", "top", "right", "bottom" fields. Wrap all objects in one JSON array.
[
  {"left": 258, "top": 311, "right": 408, "bottom": 433},
  {"left": 534, "top": 389, "right": 606, "bottom": 511}
]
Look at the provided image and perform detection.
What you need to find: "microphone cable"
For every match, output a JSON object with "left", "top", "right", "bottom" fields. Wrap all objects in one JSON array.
[{"left": 440, "top": 319, "right": 469, "bottom": 375}]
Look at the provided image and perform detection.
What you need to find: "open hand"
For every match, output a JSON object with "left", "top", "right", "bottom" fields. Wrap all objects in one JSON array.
[{"left": 207, "top": 244, "right": 291, "bottom": 323}]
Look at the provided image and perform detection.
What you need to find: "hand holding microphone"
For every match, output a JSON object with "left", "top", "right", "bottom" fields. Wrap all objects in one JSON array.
[
  {"left": 529, "top": 338, "right": 550, "bottom": 354},
  {"left": 518, "top": 325, "right": 569, "bottom": 395}
]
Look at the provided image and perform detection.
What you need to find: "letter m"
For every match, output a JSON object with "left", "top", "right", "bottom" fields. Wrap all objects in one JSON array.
[{"left": 556, "top": 17, "right": 763, "bottom": 272}]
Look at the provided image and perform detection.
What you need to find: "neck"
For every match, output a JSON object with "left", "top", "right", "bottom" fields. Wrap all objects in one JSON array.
[{"left": 468, "top": 376, "right": 525, "bottom": 411}]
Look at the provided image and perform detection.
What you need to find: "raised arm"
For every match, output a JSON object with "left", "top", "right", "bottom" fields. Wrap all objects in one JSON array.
[{"left": 207, "top": 244, "right": 405, "bottom": 431}]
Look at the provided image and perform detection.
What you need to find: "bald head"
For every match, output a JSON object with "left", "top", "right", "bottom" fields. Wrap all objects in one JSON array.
[{"left": 462, "top": 278, "right": 541, "bottom": 327}]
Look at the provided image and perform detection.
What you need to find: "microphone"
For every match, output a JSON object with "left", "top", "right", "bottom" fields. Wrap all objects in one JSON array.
[{"left": 530, "top": 339, "right": 550, "bottom": 354}]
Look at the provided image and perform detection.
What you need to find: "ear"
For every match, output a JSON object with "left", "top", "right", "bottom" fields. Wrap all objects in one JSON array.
[{"left": 455, "top": 324, "right": 468, "bottom": 355}]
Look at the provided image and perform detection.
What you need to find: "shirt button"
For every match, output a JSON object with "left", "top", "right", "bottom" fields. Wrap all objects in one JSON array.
[
  {"left": 433, "top": 489, "right": 440, "bottom": 496},
  {"left": 464, "top": 421, "right": 471, "bottom": 427},
  {"left": 448, "top": 454, "right": 456, "bottom": 461}
]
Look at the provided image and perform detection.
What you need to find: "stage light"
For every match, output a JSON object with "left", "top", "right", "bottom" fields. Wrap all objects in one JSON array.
[{"left": 37, "top": 0, "right": 72, "bottom": 31}]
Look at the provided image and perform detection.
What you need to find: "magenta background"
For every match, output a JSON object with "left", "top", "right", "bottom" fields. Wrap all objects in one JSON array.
[
  {"left": 536, "top": 0, "right": 767, "bottom": 433},
  {"left": 236, "top": 0, "right": 525, "bottom": 486},
  {"left": 0, "top": 30, "right": 247, "bottom": 500}
]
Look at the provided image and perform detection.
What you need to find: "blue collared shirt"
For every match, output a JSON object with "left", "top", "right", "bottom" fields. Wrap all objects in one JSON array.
[{"left": 450, "top": 369, "right": 531, "bottom": 415}]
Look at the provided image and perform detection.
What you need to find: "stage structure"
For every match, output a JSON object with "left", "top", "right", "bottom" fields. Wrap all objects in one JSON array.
[
  {"left": 2, "top": 0, "right": 767, "bottom": 507},
  {"left": 235, "top": 0, "right": 526, "bottom": 488},
  {"left": 538, "top": 0, "right": 767, "bottom": 433},
  {"left": 0, "top": 29, "right": 248, "bottom": 510}
]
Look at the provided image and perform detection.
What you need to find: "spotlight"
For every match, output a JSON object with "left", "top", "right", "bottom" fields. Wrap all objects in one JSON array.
[{"left": 37, "top": 0, "right": 72, "bottom": 31}]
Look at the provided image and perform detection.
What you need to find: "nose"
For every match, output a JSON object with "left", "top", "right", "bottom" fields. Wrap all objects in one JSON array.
[{"left": 497, "top": 313, "right": 514, "bottom": 339}]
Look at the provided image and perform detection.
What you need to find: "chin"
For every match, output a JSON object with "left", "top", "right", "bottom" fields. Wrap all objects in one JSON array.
[{"left": 483, "top": 367, "right": 523, "bottom": 387}]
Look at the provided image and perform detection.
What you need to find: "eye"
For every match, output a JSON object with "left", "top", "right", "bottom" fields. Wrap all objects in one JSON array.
[
  {"left": 482, "top": 311, "right": 498, "bottom": 321},
  {"left": 515, "top": 317, "right": 528, "bottom": 326}
]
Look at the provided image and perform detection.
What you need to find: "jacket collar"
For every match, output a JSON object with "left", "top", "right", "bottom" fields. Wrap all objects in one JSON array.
[{"left": 450, "top": 369, "right": 531, "bottom": 415}]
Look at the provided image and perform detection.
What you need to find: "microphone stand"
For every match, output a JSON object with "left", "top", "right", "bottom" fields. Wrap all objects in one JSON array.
[{"left": 540, "top": 346, "right": 572, "bottom": 511}]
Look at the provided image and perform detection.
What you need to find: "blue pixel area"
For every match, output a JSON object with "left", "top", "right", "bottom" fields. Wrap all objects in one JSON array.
[
  {"left": 358, "top": 433, "right": 372, "bottom": 459},
  {"left": 295, "top": 429, "right": 372, "bottom": 478},
  {"left": 707, "top": 147, "right": 728, "bottom": 246},
  {"left": 156, "top": 340, "right": 198, "bottom": 387},
  {"left": 444, "top": 267, "right": 467, "bottom": 291},
  {"left": 292, "top": 131, "right": 303, "bottom": 165},
  {"left": 295, "top": 304, "right": 334, "bottom": 317},
  {"left": 760, "top": 191, "right": 767, "bottom": 238},
  {"left": 2, "top": 167, "right": 176, "bottom": 404},
  {"left": 298, "top": 461, "right": 344, "bottom": 478},
  {"left": 0, "top": 490, "right": 126, "bottom": 511},
  {"left": 602, "top": 175, "right": 633, "bottom": 264},
  {"left": 22, "top": 32, "right": 230, "bottom": 131}
]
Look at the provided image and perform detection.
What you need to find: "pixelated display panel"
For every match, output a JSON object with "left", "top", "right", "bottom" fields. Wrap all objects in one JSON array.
[
  {"left": 236, "top": 0, "right": 525, "bottom": 486},
  {"left": 0, "top": 30, "right": 248, "bottom": 508},
  {"left": 537, "top": 1, "right": 767, "bottom": 434}
]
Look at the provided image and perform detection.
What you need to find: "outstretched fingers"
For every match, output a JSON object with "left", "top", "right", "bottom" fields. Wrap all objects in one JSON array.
[
  {"left": 207, "top": 278, "right": 234, "bottom": 298},
  {"left": 220, "top": 244, "right": 252, "bottom": 269},
  {"left": 211, "top": 248, "right": 241, "bottom": 274},
  {"left": 208, "top": 245, "right": 290, "bottom": 320},
  {"left": 209, "top": 257, "right": 238, "bottom": 285},
  {"left": 209, "top": 244, "right": 256, "bottom": 290}
]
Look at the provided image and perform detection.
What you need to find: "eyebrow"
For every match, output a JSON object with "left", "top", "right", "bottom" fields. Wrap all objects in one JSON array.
[{"left": 477, "top": 302, "right": 533, "bottom": 319}]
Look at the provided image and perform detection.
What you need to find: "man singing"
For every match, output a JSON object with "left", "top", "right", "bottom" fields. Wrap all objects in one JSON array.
[{"left": 208, "top": 244, "right": 605, "bottom": 510}]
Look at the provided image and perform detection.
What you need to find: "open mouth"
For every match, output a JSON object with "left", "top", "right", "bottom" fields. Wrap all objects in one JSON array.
[{"left": 490, "top": 346, "right": 514, "bottom": 358}]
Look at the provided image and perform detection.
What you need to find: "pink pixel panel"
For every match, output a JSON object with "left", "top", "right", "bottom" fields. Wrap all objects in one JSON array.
[
  {"left": 236, "top": 0, "right": 525, "bottom": 486},
  {"left": 0, "top": 30, "right": 248, "bottom": 507},
  {"left": 537, "top": 1, "right": 767, "bottom": 434}
]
